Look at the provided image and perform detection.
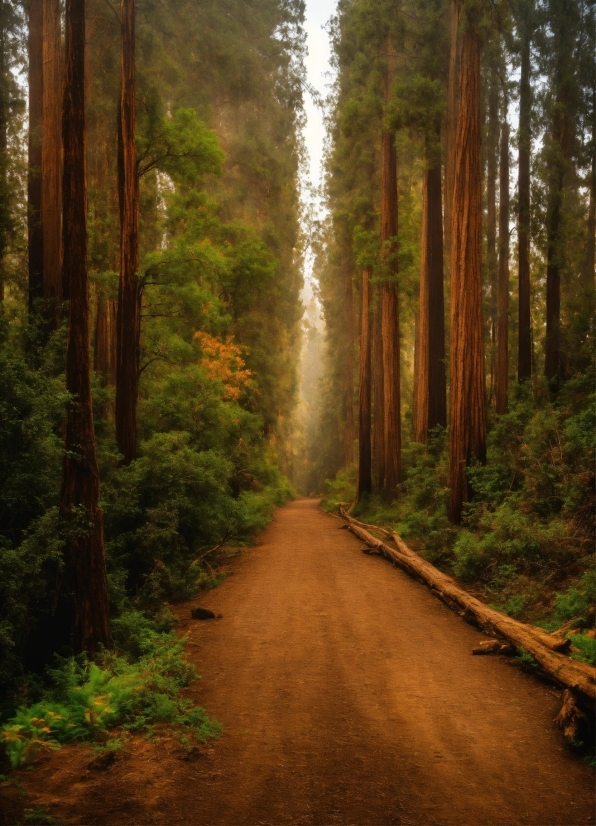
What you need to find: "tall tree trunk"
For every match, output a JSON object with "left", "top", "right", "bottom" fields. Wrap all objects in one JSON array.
[
  {"left": 372, "top": 289, "right": 385, "bottom": 491},
  {"left": 448, "top": 10, "right": 486, "bottom": 524},
  {"left": 344, "top": 264, "right": 355, "bottom": 466},
  {"left": 115, "top": 0, "right": 140, "bottom": 465},
  {"left": 60, "top": 0, "right": 110, "bottom": 654},
  {"left": 380, "top": 35, "right": 401, "bottom": 499},
  {"left": 28, "top": 0, "right": 43, "bottom": 312},
  {"left": 444, "top": 0, "right": 461, "bottom": 271},
  {"left": 94, "top": 293, "right": 116, "bottom": 383},
  {"left": 0, "top": 2, "right": 9, "bottom": 303},
  {"left": 496, "top": 120, "right": 510, "bottom": 414},
  {"left": 42, "top": 0, "right": 63, "bottom": 316},
  {"left": 414, "top": 145, "right": 446, "bottom": 444},
  {"left": 517, "top": 19, "right": 532, "bottom": 381},
  {"left": 486, "top": 78, "right": 498, "bottom": 406},
  {"left": 544, "top": 179, "right": 563, "bottom": 383},
  {"left": 585, "top": 141, "right": 595, "bottom": 295},
  {"left": 357, "top": 268, "right": 372, "bottom": 498},
  {"left": 544, "top": 3, "right": 573, "bottom": 383}
]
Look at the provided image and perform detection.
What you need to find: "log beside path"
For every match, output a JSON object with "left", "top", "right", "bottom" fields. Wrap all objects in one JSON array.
[{"left": 340, "top": 506, "right": 596, "bottom": 737}]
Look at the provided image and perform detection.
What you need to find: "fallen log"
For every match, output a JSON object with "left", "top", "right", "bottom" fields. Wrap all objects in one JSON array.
[{"left": 339, "top": 508, "right": 596, "bottom": 706}]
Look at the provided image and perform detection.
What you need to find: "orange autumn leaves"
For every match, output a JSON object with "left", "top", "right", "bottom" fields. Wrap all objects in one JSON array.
[{"left": 194, "top": 331, "right": 253, "bottom": 401}]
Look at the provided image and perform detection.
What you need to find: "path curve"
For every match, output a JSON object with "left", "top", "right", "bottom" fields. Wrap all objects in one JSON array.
[{"left": 7, "top": 498, "right": 594, "bottom": 825}]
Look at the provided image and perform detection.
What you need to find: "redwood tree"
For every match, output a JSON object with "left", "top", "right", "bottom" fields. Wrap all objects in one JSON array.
[
  {"left": 115, "top": 0, "right": 140, "bottom": 465},
  {"left": 517, "top": 2, "right": 532, "bottom": 381},
  {"left": 42, "top": 0, "right": 63, "bottom": 312},
  {"left": 28, "top": 0, "right": 43, "bottom": 311},
  {"left": 544, "top": 0, "right": 577, "bottom": 382},
  {"left": 372, "top": 294, "right": 385, "bottom": 491},
  {"left": 486, "top": 76, "right": 498, "bottom": 403},
  {"left": 414, "top": 136, "right": 446, "bottom": 444},
  {"left": 380, "top": 35, "right": 401, "bottom": 499},
  {"left": 60, "top": 0, "right": 110, "bottom": 653},
  {"left": 496, "top": 119, "right": 510, "bottom": 414},
  {"left": 357, "top": 268, "right": 372, "bottom": 498},
  {"left": 343, "top": 263, "right": 355, "bottom": 466},
  {"left": 448, "top": 7, "right": 486, "bottom": 524},
  {"left": 444, "top": 0, "right": 461, "bottom": 267}
]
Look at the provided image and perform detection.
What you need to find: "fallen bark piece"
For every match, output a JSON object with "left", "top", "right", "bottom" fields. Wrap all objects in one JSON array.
[
  {"left": 555, "top": 689, "right": 593, "bottom": 744},
  {"left": 191, "top": 607, "right": 217, "bottom": 620},
  {"left": 339, "top": 507, "right": 596, "bottom": 705},
  {"left": 472, "top": 640, "right": 502, "bottom": 655}
]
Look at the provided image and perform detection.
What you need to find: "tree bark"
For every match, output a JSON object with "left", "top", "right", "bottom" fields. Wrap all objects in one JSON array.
[
  {"left": 444, "top": 0, "right": 461, "bottom": 272},
  {"left": 94, "top": 293, "right": 117, "bottom": 383},
  {"left": 344, "top": 264, "right": 355, "bottom": 466},
  {"left": 357, "top": 269, "right": 372, "bottom": 498},
  {"left": 544, "top": 4, "right": 573, "bottom": 383},
  {"left": 545, "top": 182, "right": 563, "bottom": 382},
  {"left": 372, "top": 288, "right": 385, "bottom": 491},
  {"left": 380, "top": 34, "right": 401, "bottom": 499},
  {"left": 496, "top": 120, "right": 510, "bottom": 415},
  {"left": 60, "top": 0, "right": 111, "bottom": 654},
  {"left": 115, "top": 0, "right": 140, "bottom": 465},
  {"left": 340, "top": 508, "right": 596, "bottom": 709},
  {"left": 0, "top": 3, "right": 9, "bottom": 302},
  {"left": 486, "top": 78, "right": 498, "bottom": 407},
  {"left": 28, "top": 0, "right": 44, "bottom": 312},
  {"left": 585, "top": 146, "right": 595, "bottom": 295},
  {"left": 414, "top": 148, "right": 446, "bottom": 444},
  {"left": 517, "top": 20, "right": 532, "bottom": 381},
  {"left": 42, "top": 0, "right": 63, "bottom": 314},
  {"left": 448, "top": 11, "right": 486, "bottom": 524}
]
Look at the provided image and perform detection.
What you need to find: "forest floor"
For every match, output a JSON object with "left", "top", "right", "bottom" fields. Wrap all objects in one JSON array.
[{"left": 1, "top": 498, "right": 595, "bottom": 826}]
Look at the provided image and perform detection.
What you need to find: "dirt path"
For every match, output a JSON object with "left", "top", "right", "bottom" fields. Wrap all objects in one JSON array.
[{"left": 4, "top": 499, "right": 594, "bottom": 825}]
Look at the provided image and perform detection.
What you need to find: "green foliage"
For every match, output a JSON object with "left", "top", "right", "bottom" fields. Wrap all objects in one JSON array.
[
  {"left": 515, "top": 648, "right": 539, "bottom": 669},
  {"left": 320, "top": 466, "right": 357, "bottom": 512},
  {"left": 569, "top": 635, "right": 596, "bottom": 666},
  {"left": 551, "top": 571, "right": 596, "bottom": 627},
  {"left": 0, "top": 620, "right": 221, "bottom": 769}
]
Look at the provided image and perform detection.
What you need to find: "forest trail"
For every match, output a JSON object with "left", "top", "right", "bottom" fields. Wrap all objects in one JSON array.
[{"left": 7, "top": 498, "right": 595, "bottom": 826}]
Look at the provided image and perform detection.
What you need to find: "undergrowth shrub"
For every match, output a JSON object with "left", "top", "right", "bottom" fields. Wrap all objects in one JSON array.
[
  {"left": 325, "top": 380, "right": 594, "bottom": 626},
  {"left": 320, "top": 465, "right": 356, "bottom": 512},
  {"left": 103, "top": 432, "right": 292, "bottom": 605},
  {"left": 0, "top": 613, "right": 221, "bottom": 769}
]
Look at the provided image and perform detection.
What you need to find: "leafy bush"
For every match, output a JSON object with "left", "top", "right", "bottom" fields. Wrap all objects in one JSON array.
[
  {"left": 551, "top": 571, "right": 596, "bottom": 626},
  {"left": 320, "top": 465, "right": 357, "bottom": 512},
  {"left": 569, "top": 635, "right": 596, "bottom": 666}
]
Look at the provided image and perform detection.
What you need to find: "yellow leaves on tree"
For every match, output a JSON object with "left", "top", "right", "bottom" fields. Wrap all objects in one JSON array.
[{"left": 194, "top": 331, "right": 253, "bottom": 401}]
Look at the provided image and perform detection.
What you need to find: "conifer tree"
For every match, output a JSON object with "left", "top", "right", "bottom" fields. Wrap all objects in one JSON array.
[
  {"left": 448, "top": 4, "right": 486, "bottom": 524},
  {"left": 444, "top": 0, "right": 461, "bottom": 268},
  {"left": 496, "top": 118, "right": 510, "bottom": 414},
  {"left": 380, "top": 34, "right": 401, "bottom": 499},
  {"left": 543, "top": 0, "right": 580, "bottom": 382},
  {"left": 517, "top": 0, "right": 533, "bottom": 381},
  {"left": 357, "top": 268, "right": 372, "bottom": 497},
  {"left": 415, "top": 135, "right": 446, "bottom": 443},
  {"left": 60, "top": 0, "right": 111, "bottom": 653},
  {"left": 42, "top": 0, "right": 63, "bottom": 315},
  {"left": 115, "top": 0, "right": 140, "bottom": 465},
  {"left": 28, "top": 0, "right": 43, "bottom": 311}
]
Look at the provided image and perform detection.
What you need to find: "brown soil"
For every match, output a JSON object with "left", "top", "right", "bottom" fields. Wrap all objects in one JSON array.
[{"left": 2, "top": 499, "right": 594, "bottom": 825}]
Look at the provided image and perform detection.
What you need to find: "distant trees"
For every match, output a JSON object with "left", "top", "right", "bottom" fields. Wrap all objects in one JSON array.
[{"left": 319, "top": 0, "right": 593, "bottom": 517}]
